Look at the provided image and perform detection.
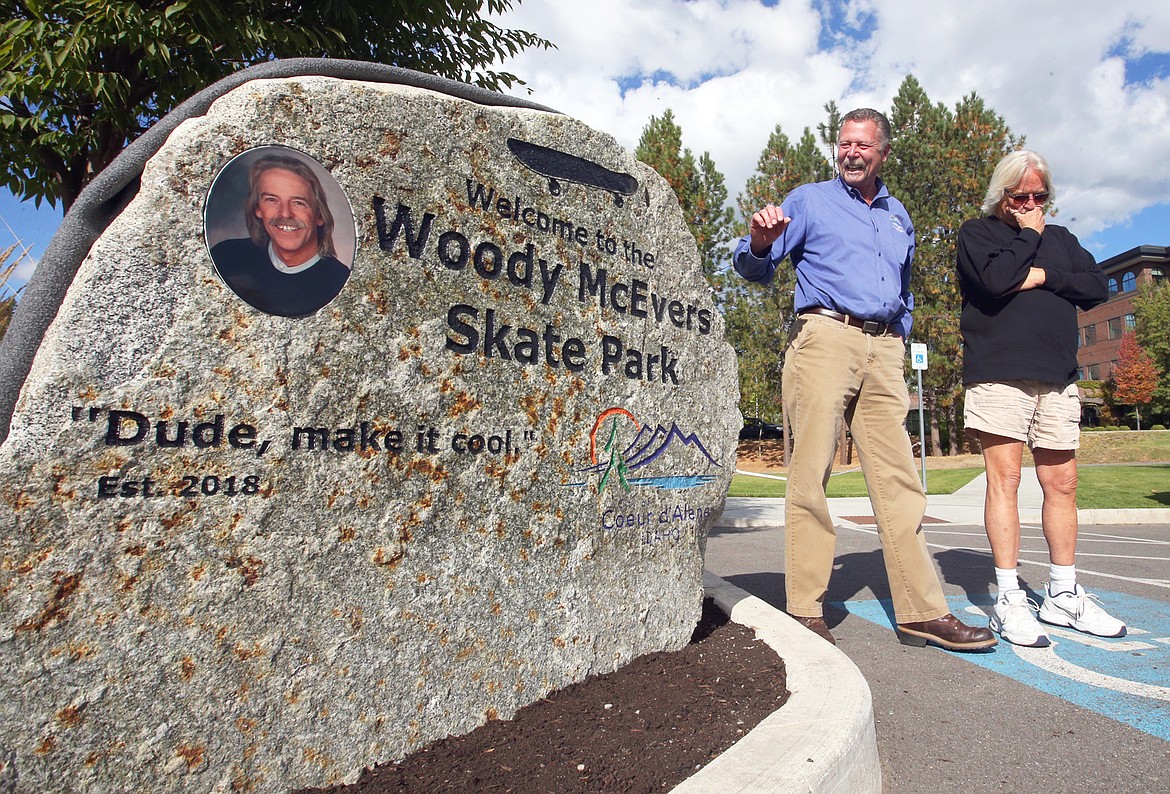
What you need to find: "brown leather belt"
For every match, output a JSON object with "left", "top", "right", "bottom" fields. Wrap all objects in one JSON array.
[{"left": 798, "top": 307, "right": 898, "bottom": 337}]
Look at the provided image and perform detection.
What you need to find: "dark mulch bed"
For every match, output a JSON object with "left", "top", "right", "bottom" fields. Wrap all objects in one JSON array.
[{"left": 298, "top": 598, "right": 789, "bottom": 793}]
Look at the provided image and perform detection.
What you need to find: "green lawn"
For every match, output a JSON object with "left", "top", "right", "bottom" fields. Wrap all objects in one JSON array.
[
  {"left": 729, "top": 464, "right": 1170, "bottom": 509},
  {"left": 1077, "top": 464, "right": 1170, "bottom": 509},
  {"left": 728, "top": 467, "right": 984, "bottom": 498}
]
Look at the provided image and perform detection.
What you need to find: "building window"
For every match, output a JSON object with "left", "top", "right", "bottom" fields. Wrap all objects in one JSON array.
[
  {"left": 1108, "top": 317, "right": 1124, "bottom": 339},
  {"left": 1088, "top": 364, "right": 1100, "bottom": 380},
  {"left": 1152, "top": 267, "right": 1164, "bottom": 281},
  {"left": 1083, "top": 324, "right": 1097, "bottom": 346},
  {"left": 1122, "top": 271, "right": 1137, "bottom": 291},
  {"left": 1126, "top": 313, "right": 1136, "bottom": 329},
  {"left": 1108, "top": 277, "right": 1118, "bottom": 294}
]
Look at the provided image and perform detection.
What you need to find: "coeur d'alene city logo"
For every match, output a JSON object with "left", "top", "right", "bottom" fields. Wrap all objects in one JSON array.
[{"left": 567, "top": 407, "right": 722, "bottom": 492}]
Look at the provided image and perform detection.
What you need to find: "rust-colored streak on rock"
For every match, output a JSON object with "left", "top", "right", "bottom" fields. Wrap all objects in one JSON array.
[
  {"left": 519, "top": 393, "right": 543, "bottom": 427},
  {"left": 175, "top": 743, "right": 205, "bottom": 770},
  {"left": 447, "top": 391, "right": 481, "bottom": 418},
  {"left": 225, "top": 555, "right": 264, "bottom": 586},
  {"left": 65, "top": 642, "right": 95, "bottom": 662},
  {"left": 17, "top": 570, "right": 83, "bottom": 632},
  {"left": 483, "top": 460, "right": 508, "bottom": 489},
  {"left": 161, "top": 510, "right": 192, "bottom": 531},
  {"left": 16, "top": 546, "right": 52, "bottom": 576},
  {"left": 366, "top": 287, "right": 389, "bottom": 316},
  {"left": 180, "top": 656, "right": 197, "bottom": 681},
  {"left": 302, "top": 746, "right": 333, "bottom": 771},
  {"left": 407, "top": 457, "right": 448, "bottom": 484},
  {"left": 56, "top": 704, "right": 84, "bottom": 728},
  {"left": 372, "top": 546, "right": 403, "bottom": 568},
  {"left": 233, "top": 642, "right": 264, "bottom": 661},
  {"left": 7, "top": 488, "right": 35, "bottom": 512},
  {"left": 379, "top": 130, "right": 403, "bottom": 158},
  {"left": 547, "top": 396, "right": 566, "bottom": 435}
]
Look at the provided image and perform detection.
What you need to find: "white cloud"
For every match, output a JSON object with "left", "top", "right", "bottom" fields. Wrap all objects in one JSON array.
[{"left": 495, "top": 0, "right": 1170, "bottom": 251}]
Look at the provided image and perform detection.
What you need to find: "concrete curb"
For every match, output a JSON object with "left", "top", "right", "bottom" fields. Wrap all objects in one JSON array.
[
  {"left": 716, "top": 508, "right": 1170, "bottom": 528},
  {"left": 672, "top": 571, "right": 881, "bottom": 793}
]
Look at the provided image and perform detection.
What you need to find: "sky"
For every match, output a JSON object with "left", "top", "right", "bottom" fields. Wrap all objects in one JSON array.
[{"left": 3, "top": 0, "right": 1170, "bottom": 295}]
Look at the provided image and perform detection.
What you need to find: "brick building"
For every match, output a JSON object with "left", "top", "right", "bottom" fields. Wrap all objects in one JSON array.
[{"left": 1077, "top": 244, "right": 1168, "bottom": 381}]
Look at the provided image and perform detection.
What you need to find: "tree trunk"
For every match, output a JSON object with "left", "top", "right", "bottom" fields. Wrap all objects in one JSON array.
[{"left": 927, "top": 389, "right": 943, "bottom": 457}]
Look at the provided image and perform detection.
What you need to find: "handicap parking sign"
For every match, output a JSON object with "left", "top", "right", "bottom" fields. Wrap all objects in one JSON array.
[{"left": 910, "top": 342, "right": 928, "bottom": 370}]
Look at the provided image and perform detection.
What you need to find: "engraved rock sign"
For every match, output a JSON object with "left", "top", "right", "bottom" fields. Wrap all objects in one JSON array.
[{"left": 0, "top": 63, "right": 739, "bottom": 792}]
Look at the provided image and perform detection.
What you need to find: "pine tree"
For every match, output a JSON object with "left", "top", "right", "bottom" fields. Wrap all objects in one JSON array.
[
  {"left": 883, "top": 76, "right": 1020, "bottom": 454},
  {"left": 634, "top": 110, "right": 733, "bottom": 290},
  {"left": 692, "top": 152, "right": 736, "bottom": 287},
  {"left": 635, "top": 110, "right": 697, "bottom": 205}
]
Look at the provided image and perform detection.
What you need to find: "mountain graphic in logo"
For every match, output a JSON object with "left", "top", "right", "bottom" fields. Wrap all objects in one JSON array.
[{"left": 567, "top": 407, "right": 722, "bottom": 492}]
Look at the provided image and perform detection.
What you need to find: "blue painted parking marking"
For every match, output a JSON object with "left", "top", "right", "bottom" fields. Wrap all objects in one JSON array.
[{"left": 839, "top": 591, "right": 1170, "bottom": 741}]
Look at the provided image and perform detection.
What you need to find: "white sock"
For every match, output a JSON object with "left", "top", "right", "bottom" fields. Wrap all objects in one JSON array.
[
  {"left": 1049, "top": 564, "right": 1077, "bottom": 596},
  {"left": 994, "top": 567, "right": 1020, "bottom": 598}
]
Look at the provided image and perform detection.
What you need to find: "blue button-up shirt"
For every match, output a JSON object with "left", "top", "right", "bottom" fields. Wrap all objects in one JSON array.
[{"left": 732, "top": 176, "right": 916, "bottom": 338}]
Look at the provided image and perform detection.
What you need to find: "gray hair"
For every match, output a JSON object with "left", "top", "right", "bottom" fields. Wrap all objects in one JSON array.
[
  {"left": 841, "top": 108, "right": 892, "bottom": 153},
  {"left": 980, "top": 150, "right": 1055, "bottom": 215}
]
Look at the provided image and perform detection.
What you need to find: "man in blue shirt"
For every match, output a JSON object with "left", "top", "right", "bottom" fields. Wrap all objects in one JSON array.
[{"left": 734, "top": 108, "right": 995, "bottom": 651}]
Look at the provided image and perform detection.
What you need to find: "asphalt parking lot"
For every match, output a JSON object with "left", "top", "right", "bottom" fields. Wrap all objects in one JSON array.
[{"left": 705, "top": 518, "right": 1170, "bottom": 791}]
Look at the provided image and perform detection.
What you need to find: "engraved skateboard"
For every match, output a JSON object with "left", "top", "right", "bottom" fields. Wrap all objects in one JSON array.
[{"left": 507, "top": 138, "right": 642, "bottom": 206}]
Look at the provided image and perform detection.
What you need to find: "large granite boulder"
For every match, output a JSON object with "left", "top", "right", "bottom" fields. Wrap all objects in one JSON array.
[{"left": 0, "top": 64, "right": 738, "bottom": 792}]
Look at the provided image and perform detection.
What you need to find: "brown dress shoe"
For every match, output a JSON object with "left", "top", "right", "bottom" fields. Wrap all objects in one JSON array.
[
  {"left": 791, "top": 615, "right": 836, "bottom": 645},
  {"left": 896, "top": 612, "right": 997, "bottom": 651}
]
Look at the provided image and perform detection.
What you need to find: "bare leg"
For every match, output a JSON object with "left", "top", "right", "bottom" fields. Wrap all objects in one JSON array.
[
  {"left": 1033, "top": 447, "right": 1078, "bottom": 566},
  {"left": 978, "top": 432, "right": 1025, "bottom": 569}
]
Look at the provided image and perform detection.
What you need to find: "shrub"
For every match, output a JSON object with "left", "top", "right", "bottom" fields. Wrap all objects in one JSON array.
[{"left": 1151, "top": 424, "right": 1167, "bottom": 431}]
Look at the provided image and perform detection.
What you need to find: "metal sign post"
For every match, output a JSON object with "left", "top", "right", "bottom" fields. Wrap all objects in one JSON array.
[{"left": 910, "top": 343, "right": 928, "bottom": 491}]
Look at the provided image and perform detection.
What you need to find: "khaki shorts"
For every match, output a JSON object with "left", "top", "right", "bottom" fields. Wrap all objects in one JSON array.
[{"left": 964, "top": 381, "right": 1081, "bottom": 451}]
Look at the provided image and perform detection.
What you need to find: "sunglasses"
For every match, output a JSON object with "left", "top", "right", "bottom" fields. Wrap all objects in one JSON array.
[{"left": 1006, "top": 191, "right": 1050, "bottom": 204}]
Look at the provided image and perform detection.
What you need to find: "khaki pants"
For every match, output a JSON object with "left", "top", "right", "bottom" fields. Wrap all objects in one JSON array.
[{"left": 782, "top": 315, "right": 948, "bottom": 623}]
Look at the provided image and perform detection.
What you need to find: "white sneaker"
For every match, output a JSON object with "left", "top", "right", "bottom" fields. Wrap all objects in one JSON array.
[
  {"left": 1038, "top": 583, "right": 1127, "bottom": 638},
  {"left": 989, "top": 589, "right": 1050, "bottom": 647}
]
